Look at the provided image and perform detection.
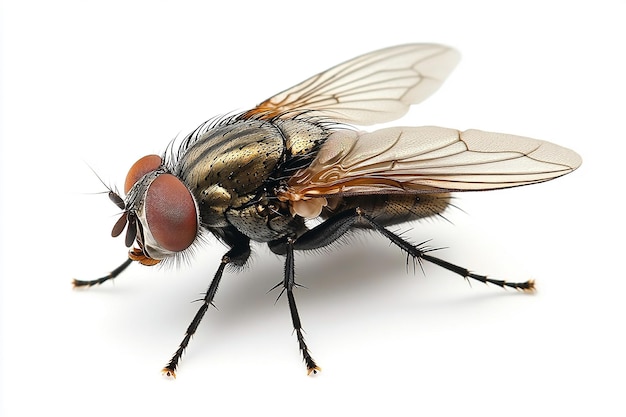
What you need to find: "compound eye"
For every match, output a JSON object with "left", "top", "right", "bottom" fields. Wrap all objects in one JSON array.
[
  {"left": 145, "top": 174, "right": 198, "bottom": 252},
  {"left": 124, "top": 154, "right": 163, "bottom": 194}
]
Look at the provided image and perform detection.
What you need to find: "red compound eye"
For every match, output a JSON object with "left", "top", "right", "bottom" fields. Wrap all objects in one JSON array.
[
  {"left": 144, "top": 174, "right": 197, "bottom": 252},
  {"left": 124, "top": 154, "right": 163, "bottom": 194}
]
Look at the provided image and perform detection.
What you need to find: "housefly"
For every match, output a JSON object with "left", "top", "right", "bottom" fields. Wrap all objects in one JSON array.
[{"left": 73, "top": 44, "right": 582, "bottom": 377}]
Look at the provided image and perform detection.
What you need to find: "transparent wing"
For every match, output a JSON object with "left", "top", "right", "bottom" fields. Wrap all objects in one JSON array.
[
  {"left": 281, "top": 126, "right": 582, "bottom": 201},
  {"left": 243, "top": 44, "right": 460, "bottom": 125}
]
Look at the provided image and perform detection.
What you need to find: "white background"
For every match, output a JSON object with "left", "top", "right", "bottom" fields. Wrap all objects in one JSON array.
[{"left": 1, "top": 1, "right": 624, "bottom": 416}]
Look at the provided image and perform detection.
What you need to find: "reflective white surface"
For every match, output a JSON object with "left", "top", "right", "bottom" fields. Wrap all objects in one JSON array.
[{"left": 1, "top": 1, "right": 624, "bottom": 416}]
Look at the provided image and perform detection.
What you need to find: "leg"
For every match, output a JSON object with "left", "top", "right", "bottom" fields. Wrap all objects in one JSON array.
[
  {"left": 72, "top": 258, "right": 133, "bottom": 287},
  {"left": 277, "top": 237, "right": 321, "bottom": 375},
  {"left": 162, "top": 230, "right": 251, "bottom": 378},
  {"left": 355, "top": 208, "right": 535, "bottom": 291},
  {"left": 269, "top": 206, "right": 532, "bottom": 376},
  {"left": 275, "top": 207, "right": 533, "bottom": 290},
  {"left": 266, "top": 211, "right": 360, "bottom": 375}
]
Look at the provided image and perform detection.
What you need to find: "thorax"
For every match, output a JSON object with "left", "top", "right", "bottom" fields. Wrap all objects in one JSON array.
[{"left": 173, "top": 117, "right": 328, "bottom": 241}]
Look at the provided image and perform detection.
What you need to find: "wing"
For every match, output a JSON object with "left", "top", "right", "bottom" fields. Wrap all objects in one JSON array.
[
  {"left": 280, "top": 127, "right": 582, "bottom": 215},
  {"left": 243, "top": 44, "right": 460, "bottom": 125}
]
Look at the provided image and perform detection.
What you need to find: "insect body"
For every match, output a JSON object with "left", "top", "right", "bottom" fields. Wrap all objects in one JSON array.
[{"left": 74, "top": 44, "right": 582, "bottom": 377}]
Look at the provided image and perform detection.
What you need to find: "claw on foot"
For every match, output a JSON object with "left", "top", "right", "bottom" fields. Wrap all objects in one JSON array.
[
  {"left": 161, "top": 368, "right": 176, "bottom": 379},
  {"left": 520, "top": 279, "right": 536, "bottom": 293},
  {"left": 307, "top": 366, "right": 322, "bottom": 376}
]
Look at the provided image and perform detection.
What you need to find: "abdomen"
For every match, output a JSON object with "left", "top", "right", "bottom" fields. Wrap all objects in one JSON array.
[{"left": 322, "top": 193, "right": 451, "bottom": 227}]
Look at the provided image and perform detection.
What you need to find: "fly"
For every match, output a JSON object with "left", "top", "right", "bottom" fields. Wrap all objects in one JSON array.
[{"left": 73, "top": 44, "right": 582, "bottom": 378}]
